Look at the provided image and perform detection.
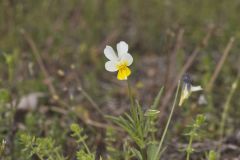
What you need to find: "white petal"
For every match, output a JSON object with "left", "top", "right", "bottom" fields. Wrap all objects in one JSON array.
[
  {"left": 105, "top": 61, "right": 118, "bottom": 72},
  {"left": 191, "top": 86, "right": 202, "bottom": 92},
  {"left": 117, "top": 41, "right": 128, "bottom": 58},
  {"left": 104, "top": 46, "right": 118, "bottom": 61},
  {"left": 120, "top": 53, "right": 133, "bottom": 66}
]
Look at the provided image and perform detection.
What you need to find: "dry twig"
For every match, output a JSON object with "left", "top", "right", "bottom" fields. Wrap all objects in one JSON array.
[
  {"left": 206, "top": 37, "right": 235, "bottom": 92},
  {"left": 20, "top": 29, "right": 68, "bottom": 108}
]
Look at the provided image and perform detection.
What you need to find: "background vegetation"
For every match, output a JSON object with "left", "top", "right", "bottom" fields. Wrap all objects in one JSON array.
[{"left": 0, "top": 0, "right": 239, "bottom": 159}]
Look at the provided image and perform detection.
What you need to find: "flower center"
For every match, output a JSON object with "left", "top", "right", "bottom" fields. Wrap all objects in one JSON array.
[{"left": 116, "top": 61, "right": 128, "bottom": 70}]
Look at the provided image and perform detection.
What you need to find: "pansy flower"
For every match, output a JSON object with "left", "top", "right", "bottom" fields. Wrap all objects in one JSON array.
[
  {"left": 104, "top": 41, "right": 133, "bottom": 80},
  {"left": 179, "top": 74, "right": 202, "bottom": 106}
]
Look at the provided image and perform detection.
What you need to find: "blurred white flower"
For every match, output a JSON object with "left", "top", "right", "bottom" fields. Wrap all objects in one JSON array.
[
  {"left": 198, "top": 94, "right": 207, "bottom": 105},
  {"left": 17, "top": 92, "right": 45, "bottom": 110},
  {"left": 179, "top": 74, "right": 202, "bottom": 106},
  {"left": 104, "top": 41, "right": 133, "bottom": 80}
]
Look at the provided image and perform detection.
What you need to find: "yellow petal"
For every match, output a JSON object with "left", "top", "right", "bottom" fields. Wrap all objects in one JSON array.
[
  {"left": 179, "top": 87, "right": 190, "bottom": 106},
  {"left": 117, "top": 66, "right": 131, "bottom": 80},
  {"left": 179, "top": 95, "right": 185, "bottom": 106}
]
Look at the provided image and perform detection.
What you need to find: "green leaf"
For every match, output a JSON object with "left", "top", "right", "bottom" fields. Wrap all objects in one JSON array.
[
  {"left": 196, "top": 114, "right": 206, "bottom": 126},
  {"left": 130, "top": 148, "right": 143, "bottom": 160},
  {"left": 147, "top": 143, "right": 158, "bottom": 160},
  {"left": 144, "top": 109, "right": 160, "bottom": 117},
  {"left": 151, "top": 87, "right": 164, "bottom": 109},
  {"left": 76, "top": 150, "right": 95, "bottom": 160}
]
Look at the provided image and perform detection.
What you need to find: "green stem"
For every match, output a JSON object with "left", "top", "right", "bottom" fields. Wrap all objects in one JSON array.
[
  {"left": 153, "top": 81, "right": 180, "bottom": 160},
  {"left": 55, "top": 150, "right": 64, "bottom": 160},
  {"left": 217, "top": 77, "right": 239, "bottom": 159},
  {"left": 140, "top": 147, "right": 147, "bottom": 160},
  {"left": 127, "top": 79, "right": 136, "bottom": 121},
  {"left": 186, "top": 130, "right": 195, "bottom": 160},
  {"left": 127, "top": 79, "right": 134, "bottom": 108},
  {"left": 82, "top": 141, "right": 91, "bottom": 154}
]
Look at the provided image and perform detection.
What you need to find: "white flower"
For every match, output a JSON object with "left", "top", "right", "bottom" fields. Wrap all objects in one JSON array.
[
  {"left": 104, "top": 41, "right": 133, "bottom": 80},
  {"left": 179, "top": 75, "right": 202, "bottom": 106}
]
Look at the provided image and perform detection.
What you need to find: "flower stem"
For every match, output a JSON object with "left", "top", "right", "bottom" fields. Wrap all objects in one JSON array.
[
  {"left": 153, "top": 81, "right": 180, "bottom": 160},
  {"left": 127, "top": 79, "right": 134, "bottom": 108},
  {"left": 127, "top": 79, "right": 136, "bottom": 120},
  {"left": 127, "top": 79, "right": 147, "bottom": 159}
]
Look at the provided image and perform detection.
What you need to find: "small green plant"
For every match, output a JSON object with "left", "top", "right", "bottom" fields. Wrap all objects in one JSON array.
[
  {"left": 106, "top": 82, "right": 166, "bottom": 160},
  {"left": 207, "top": 150, "right": 217, "bottom": 160},
  {"left": 19, "top": 134, "right": 65, "bottom": 160},
  {"left": 104, "top": 127, "right": 122, "bottom": 159},
  {"left": 3, "top": 51, "right": 18, "bottom": 83},
  {"left": 70, "top": 123, "right": 95, "bottom": 160},
  {"left": 185, "top": 114, "right": 206, "bottom": 160}
]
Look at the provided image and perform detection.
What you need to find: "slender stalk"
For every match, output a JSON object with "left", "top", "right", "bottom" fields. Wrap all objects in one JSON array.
[
  {"left": 127, "top": 79, "right": 136, "bottom": 120},
  {"left": 217, "top": 77, "right": 239, "bottom": 159},
  {"left": 153, "top": 81, "right": 180, "bottom": 160},
  {"left": 186, "top": 138, "right": 192, "bottom": 160},
  {"left": 186, "top": 129, "right": 195, "bottom": 160},
  {"left": 54, "top": 150, "right": 64, "bottom": 160},
  {"left": 82, "top": 141, "right": 91, "bottom": 155},
  {"left": 127, "top": 79, "right": 134, "bottom": 108}
]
